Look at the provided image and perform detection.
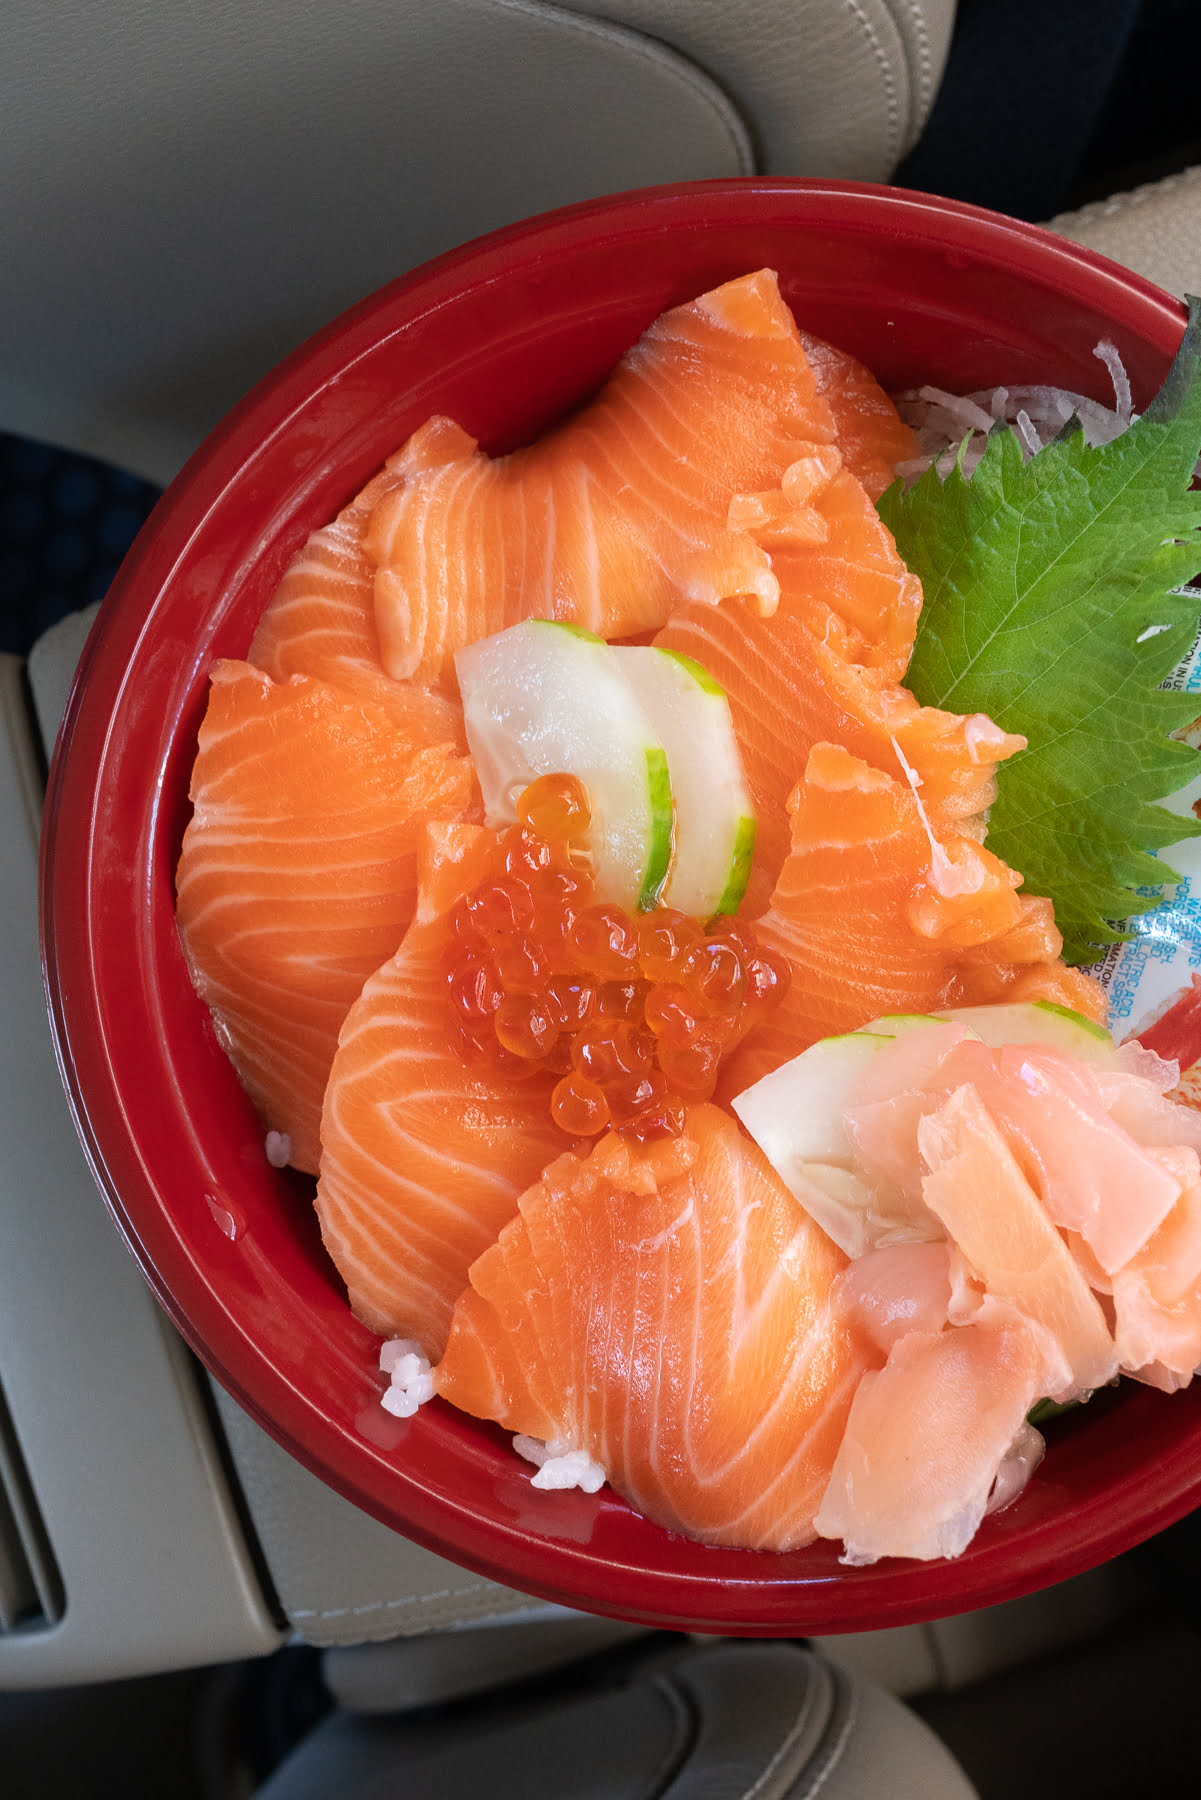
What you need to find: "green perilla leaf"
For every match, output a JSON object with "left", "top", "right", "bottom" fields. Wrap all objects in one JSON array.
[{"left": 878, "top": 299, "right": 1201, "bottom": 963}]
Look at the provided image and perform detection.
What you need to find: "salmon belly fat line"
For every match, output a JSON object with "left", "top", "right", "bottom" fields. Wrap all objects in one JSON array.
[{"left": 174, "top": 266, "right": 1201, "bottom": 1567}]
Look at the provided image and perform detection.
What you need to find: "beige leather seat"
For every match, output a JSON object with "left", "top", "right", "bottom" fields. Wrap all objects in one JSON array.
[
  {"left": 1050, "top": 165, "right": 1201, "bottom": 302},
  {"left": 1, "top": 0, "right": 954, "bottom": 483}
]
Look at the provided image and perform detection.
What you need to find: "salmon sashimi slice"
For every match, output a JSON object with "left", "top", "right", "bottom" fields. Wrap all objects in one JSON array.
[
  {"left": 434, "top": 1105, "right": 880, "bottom": 1552},
  {"left": 316, "top": 824, "right": 566, "bottom": 1355},
  {"left": 945, "top": 920, "right": 1112, "bottom": 1020},
  {"left": 248, "top": 438, "right": 473, "bottom": 729},
  {"left": 752, "top": 465, "right": 923, "bottom": 679},
  {"left": 719, "top": 744, "right": 1101, "bottom": 1095},
  {"left": 659, "top": 590, "right": 1022, "bottom": 913},
  {"left": 720, "top": 738, "right": 1101, "bottom": 1087},
  {"left": 653, "top": 430, "right": 1020, "bottom": 909},
  {"left": 918, "top": 1084, "right": 1118, "bottom": 1397},
  {"left": 814, "top": 1313, "right": 1057, "bottom": 1563},
  {"left": 364, "top": 270, "right": 847, "bottom": 686},
  {"left": 175, "top": 662, "right": 479, "bottom": 1172},
  {"left": 798, "top": 330, "right": 921, "bottom": 501}
]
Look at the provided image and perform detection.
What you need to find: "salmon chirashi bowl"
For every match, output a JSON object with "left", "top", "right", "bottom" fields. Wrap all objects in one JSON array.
[{"left": 42, "top": 182, "right": 1201, "bottom": 1634}]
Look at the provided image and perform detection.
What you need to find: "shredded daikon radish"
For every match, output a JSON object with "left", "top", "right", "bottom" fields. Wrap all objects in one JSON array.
[{"left": 893, "top": 340, "right": 1139, "bottom": 481}]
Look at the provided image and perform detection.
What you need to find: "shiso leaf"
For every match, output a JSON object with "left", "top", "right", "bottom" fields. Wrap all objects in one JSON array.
[{"left": 879, "top": 298, "right": 1201, "bottom": 963}]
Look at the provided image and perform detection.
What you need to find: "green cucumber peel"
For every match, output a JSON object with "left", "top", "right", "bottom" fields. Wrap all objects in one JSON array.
[
  {"left": 638, "top": 747, "right": 674, "bottom": 910},
  {"left": 529, "top": 618, "right": 606, "bottom": 644},
  {"left": 1028, "top": 1001, "right": 1112, "bottom": 1042},
  {"left": 659, "top": 648, "right": 728, "bottom": 698},
  {"left": 713, "top": 815, "right": 757, "bottom": 914}
]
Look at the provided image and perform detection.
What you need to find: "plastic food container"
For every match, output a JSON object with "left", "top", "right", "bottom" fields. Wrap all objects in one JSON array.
[{"left": 41, "top": 179, "right": 1201, "bottom": 1635}]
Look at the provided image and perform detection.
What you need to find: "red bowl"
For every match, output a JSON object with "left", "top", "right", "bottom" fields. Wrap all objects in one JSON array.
[{"left": 41, "top": 178, "right": 1201, "bottom": 1635}]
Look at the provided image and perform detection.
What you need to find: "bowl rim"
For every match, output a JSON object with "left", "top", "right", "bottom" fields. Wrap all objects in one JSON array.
[{"left": 39, "top": 176, "right": 1201, "bottom": 1634}]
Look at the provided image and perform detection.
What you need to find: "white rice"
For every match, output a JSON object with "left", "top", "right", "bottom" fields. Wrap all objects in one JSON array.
[
  {"left": 379, "top": 1337, "right": 434, "bottom": 1417},
  {"left": 264, "top": 1129, "right": 292, "bottom": 1168},
  {"left": 512, "top": 1433, "right": 607, "bottom": 1493}
]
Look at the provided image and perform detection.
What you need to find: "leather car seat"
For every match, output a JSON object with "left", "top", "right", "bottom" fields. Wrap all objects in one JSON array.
[
  {"left": 0, "top": 0, "right": 954, "bottom": 484},
  {"left": 253, "top": 1641, "right": 980, "bottom": 1800}
]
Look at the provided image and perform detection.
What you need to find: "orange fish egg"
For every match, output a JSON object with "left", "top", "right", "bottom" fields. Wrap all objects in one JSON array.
[
  {"left": 517, "top": 771, "right": 592, "bottom": 842},
  {"left": 441, "top": 808, "right": 790, "bottom": 1143}
]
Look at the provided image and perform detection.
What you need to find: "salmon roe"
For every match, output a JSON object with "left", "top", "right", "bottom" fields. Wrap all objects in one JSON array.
[{"left": 444, "top": 773, "right": 790, "bottom": 1141}]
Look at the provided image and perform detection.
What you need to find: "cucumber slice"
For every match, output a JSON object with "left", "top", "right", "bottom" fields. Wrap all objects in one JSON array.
[
  {"left": 616, "top": 646, "right": 756, "bottom": 916},
  {"left": 855, "top": 1012, "right": 950, "bottom": 1038},
  {"left": 932, "top": 1001, "right": 1115, "bottom": 1064},
  {"left": 785, "top": 1163, "right": 882, "bottom": 1260},
  {"left": 732, "top": 1031, "right": 947, "bottom": 1254},
  {"left": 732, "top": 1034, "right": 943, "bottom": 1255},
  {"left": 455, "top": 620, "right": 673, "bottom": 911},
  {"left": 731, "top": 1032, "right": 890, "bottom": 1169},
  {"left": 852, "top": 1005, "right": 1111, "bottom": 1063},
  {"left": 733, "top": 1002, "right": 1120, "bottom": 1259}
]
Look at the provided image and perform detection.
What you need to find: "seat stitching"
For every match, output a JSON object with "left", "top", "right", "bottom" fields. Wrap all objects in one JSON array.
[
  {"left": 796, "top": 1678, "right": 860, "bottom": 1798},
  {"left": 899, "top": 0, "right": 934, "bottom": 116},
  {"left": 289, "top": 1579, "right": 501, "bottom": 1621},
  {"left": 841, "top": 0, "right": 902, "bottom": 166},
  {"left": 1051, "top": 163, "right": 1201, "bottom": 231}
]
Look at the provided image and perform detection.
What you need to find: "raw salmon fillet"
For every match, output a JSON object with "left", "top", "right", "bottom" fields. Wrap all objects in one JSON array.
[
  {"left": 799, "top": 329, "right": 920, "bottom": 501},
  {"left": 655, "top": 432, "right": 1022, "bottom": 911},
  {"left": 364, "top": 270, "right": 850, "bottom": 686},
  {"left": 434, "top": 1105, "right": 880, "bottom": 1551},
  {"left": 720, "top": 744, "right": 1106, "bottom": 1096},
  {"left": 175, "top": 661, "right": 478, "bottom": 1172},
  {"left": 248, "top": 436, "right": 473, "bottom": 728},
  {"left": 317, "top": 824, "right": 566, "bottom": 1355}
]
